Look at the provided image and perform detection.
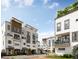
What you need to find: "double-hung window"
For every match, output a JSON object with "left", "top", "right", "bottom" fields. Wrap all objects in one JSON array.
[
  {"left": 64, "top": 19, "right": 69, "bottom": 30},
  {"left": 57, "top": 23, "right": 61, "bottom": 32}
]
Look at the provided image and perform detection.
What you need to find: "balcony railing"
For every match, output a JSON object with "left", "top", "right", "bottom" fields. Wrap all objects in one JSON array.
[
  {"left": 55, "top": 39, "right": 70, "bottom": 47},
  {"left": 11, "top": 28, "right": 22, "bottom": 34}
]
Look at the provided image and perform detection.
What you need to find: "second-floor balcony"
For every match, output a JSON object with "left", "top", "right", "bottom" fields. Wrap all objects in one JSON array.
[
  {"left": 55, "top": 39, "right": 70, "bottom": 47},
  {"left": 55, "top": 33, "right": 70, "bottom": 47}
]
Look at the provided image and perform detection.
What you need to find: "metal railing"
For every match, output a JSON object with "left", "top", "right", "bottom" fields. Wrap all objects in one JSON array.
[{"left": 55, "top": 39, "right": 70, "bottom": 45}]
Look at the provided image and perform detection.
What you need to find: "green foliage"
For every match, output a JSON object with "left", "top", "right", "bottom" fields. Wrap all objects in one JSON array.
[
  {"left": 56, "top": 2, "right": 78, "bottom": 18},
  {"left": 63, "top": 54, "right": 72, "bottom": 58},
  {"left": 1, "top": 52, "right": 6, "bottom": 57},
  {"left": 46, "top": 54, "right": 72, "bottom": 59}
]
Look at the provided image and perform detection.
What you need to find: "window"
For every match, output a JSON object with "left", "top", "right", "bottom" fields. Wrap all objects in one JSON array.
[
  {"left": 32, "top": 34, "right": 36, "bottom": 44},
  {"left": 8, "top": 40, "right": 11, "bottom": 44},
  {"left": 55, "top": 37, "right": 61, "bottom": 44},
  {"left": 23, "top": 43, "right": 26, "bottom": 45},
  {"left": 8, "top": 25, "right": 10, "bottom": 30},
  {"left": 14, "top": 34, "right": 20, "bottom": 40},
  {"left": 22, "top": 32, "right": 24, "bottom": 34},
  {"left": 33, "top": 41, "right": 36, "bottom": 44},
  {"left": 27, "top": 31, "right": 30, "bottom": 43},
  {"left": 33, "top": 46, "right": 35, "bottom": 47},
  {"left": 57, "top": 23, "right": 61, "bottom": 31},
  {"left": 22, "top": 37, "right": 26, "bottom": 39},
  {"left": 49, "top": 40, "right": 51, "bottom": 47},
  {"left": 58, "top": 48, "right": 65, "bottom": 50},
  {"left": 38, "top": 45, "right": 40, "bottom": 47},
  {"left": 52, "top": 40, "right": 54, "bottom": 46},
  {"left": 65, "top": 35, "right": 70, "bottom": 42},
  {"left": 64, "top": 19, "right": 69, "bottom": 30},
  {"left": 32, "top": 34, "right": 35, "bottom": 40},
  {"left": 12, "top": 27, "right": 21, "bottom": 34},
  {"left": 72, "top": 31, "right": 78, "bottom": 42},
  {"left": 76, "top": 19, "right": 78, "bottom": 21},
  {"left": 61, "top": 34, "right": 70, "bottom": 43},
  {"left": 3, "top": 41, "right": 4, "bottom": 45},
  {"left": 27, "top": 45, "right": 30, "bottom": 47},
  {"left": 52, "top": 48, "right": 55, "bottom": 52},
  {"left": 15, "top": 43, "right": 19, "bottom": 46},
  {"left": 58, "top": 37, "right": 61, "bottom": 41}
]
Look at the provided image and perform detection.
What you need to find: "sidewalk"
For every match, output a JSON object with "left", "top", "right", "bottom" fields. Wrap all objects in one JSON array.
[{"left": 2, "top": 54, "right": 50, "bottom": 59}]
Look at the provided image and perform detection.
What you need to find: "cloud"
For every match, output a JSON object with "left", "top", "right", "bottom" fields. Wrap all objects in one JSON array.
[
  {"left": 24, "top": 0, "right": 34, "bottom": 6},
  {"left": 1, "top": 0, "right": 59, "bottom": 10},
  {"left": 38, "top": 31, "right": 54, "bottom": 45},
  {"left": 48, "top": 2, "right": 59, "bottom": 9},
  {"left": 43, "top": 0, "right": 59, "bottom": 9},
  {"left": 1, "top": 0, "right": 34, "bottom": 10},
  {"left": 15, "top": 0, "right": 34, "bottom": 6},
  {"left": 14, "top": 0, "right": 23, "bottom": 7},
  {"left": 43, "top": 0, "right": 48, "bottom": 5},
  {"left": 1, "top": 0, "right": 11, "bottom": 10}
]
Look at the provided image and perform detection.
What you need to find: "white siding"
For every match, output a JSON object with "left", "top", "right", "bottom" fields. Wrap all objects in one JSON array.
[{"left": 55, "top": 11, "right": 78, "bottom": 55}]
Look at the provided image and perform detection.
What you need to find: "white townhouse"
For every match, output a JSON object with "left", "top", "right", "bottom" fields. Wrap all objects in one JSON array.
[
  {"left": 1, "top": 17, "right": 38, "bottom": 55},
  {"left": 55, "top": 9, "right": 78, "bottom": 55},
  {"left": 21, "top": 24, "right": 38, "bottom": 54},
  {"left": 42, "top": 36, "right": 55, "bottom": 53}
]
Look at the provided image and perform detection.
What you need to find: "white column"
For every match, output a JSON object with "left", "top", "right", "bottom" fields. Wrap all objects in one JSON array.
[
  {"left": 30, "top": 32, "right": 32, "bottom": 49},
  {"left": 51, "top": 39, "right": 52, "bottom": 53},
  {"left": 70, "top": 32, "right": 73, "bottom": 53},
  {"left": 36, "top": 34, "right": 38, "bottom": 54}
]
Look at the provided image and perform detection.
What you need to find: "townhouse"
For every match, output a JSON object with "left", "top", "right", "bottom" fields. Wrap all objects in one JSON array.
[
  {"left": 54, "top": 6, "right": 78, "bottom": 55},
  {"left": 42, "top": 2, "right": 78, "bottom": 56},
  {"left": 1, "top": 17, "right": 38, "bottom": 55},
  {"left": 42, "top": 36, "right": 55, "bottom": 54}
]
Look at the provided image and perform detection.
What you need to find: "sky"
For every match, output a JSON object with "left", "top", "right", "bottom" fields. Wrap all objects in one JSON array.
[{"left": 1, "top": 0, "right": 76, "bottom": 44}]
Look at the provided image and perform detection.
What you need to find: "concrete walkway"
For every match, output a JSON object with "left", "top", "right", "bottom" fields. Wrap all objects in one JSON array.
[{"left": 2, "top": 55, "right": 50, "bottom": 59}]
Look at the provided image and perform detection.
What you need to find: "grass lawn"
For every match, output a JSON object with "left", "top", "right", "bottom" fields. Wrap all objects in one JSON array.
[{"left": 46, "top": 55, "right": 72, "bottom": 59}]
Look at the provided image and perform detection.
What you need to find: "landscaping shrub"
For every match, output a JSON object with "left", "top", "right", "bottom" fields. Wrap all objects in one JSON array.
[
  {"left": 46, "top": 54, "right": 73, "bottom": 59},
  {"left": 63, "top": 54, "right": 72, "bottom": 58},
  {"left": 1, "top": 52, "right": 6, "bottom": 57}
]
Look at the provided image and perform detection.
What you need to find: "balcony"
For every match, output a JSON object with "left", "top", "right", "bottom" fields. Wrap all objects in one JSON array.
[
  {"left": 11, "top": 27, "right": 22, "bottom": 34},
  {"left": 55, "top": 39, "right": 70, "bottom": 47},
  {"left": 14, "top": 34, "right": 20, "bottom": 40}
]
